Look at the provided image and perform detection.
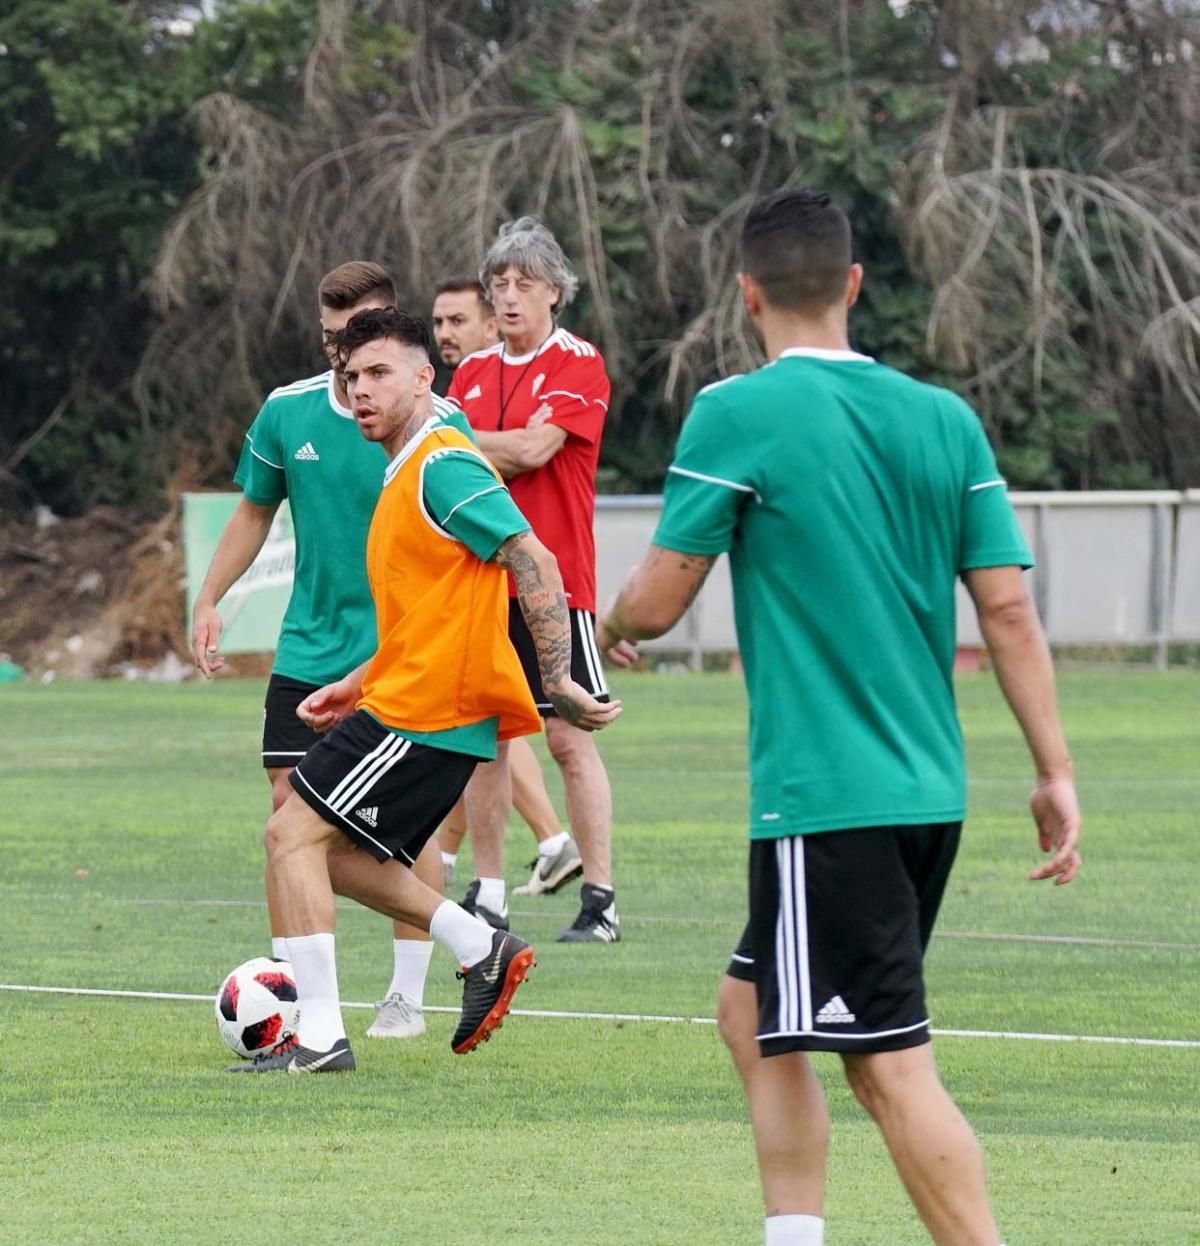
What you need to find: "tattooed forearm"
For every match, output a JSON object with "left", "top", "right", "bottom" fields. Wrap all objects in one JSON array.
[
  {"left": 495, "top": 532, "right": 573, "bottom": 696},
  {"left": 607, "top": 546, "right": 717, "bottom": 641}
]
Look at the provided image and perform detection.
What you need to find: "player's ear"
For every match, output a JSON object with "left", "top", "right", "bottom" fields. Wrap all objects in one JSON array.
[
  {"left": 845, "top": 263, "right": 864, "bottom": 309},
  {"left": 416, "top": 360, "right": 435, "bottom": 393},
  {"left": 736, "top": 272, "right": 761, "bottom": 318}
]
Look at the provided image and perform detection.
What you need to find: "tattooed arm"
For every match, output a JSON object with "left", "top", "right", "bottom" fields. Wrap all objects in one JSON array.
[
  {"left": 493, "top": 531, "right": 622, "bottom": 731},
  {"left": 595, "top": 544, "right": 717, "bottom": 664}
]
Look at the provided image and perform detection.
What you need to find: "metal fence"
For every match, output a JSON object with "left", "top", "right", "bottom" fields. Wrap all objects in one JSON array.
[{"left": 594, "top": 490, "right": 1200, "bottom": 669}]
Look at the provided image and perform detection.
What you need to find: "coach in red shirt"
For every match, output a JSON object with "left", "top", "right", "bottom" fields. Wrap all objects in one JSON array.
[{"left": 448, "top": 218, "right": 622, "bottom": 944}]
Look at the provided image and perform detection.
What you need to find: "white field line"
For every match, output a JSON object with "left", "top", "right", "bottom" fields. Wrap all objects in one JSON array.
[{"left": 2, "top": 983, "right": 1198, "bottom": 1050}]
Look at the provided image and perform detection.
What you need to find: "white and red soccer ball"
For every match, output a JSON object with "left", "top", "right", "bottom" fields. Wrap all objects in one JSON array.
[{"left": 215, "top": 957, "right": 300, "bottom": 1059}]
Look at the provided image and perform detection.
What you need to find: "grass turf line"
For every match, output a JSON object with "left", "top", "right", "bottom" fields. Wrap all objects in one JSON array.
[{"left": 0, "top": 671, "right": 1197, "bottom": 1244}]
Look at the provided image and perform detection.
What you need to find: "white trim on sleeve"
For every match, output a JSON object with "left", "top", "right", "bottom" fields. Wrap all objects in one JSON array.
[
  {"left": 668, "top": 465, "right": 760, "bottom": 503},
  {"left": 968, "top": 479, "right": 1007, "bottom": 493}
]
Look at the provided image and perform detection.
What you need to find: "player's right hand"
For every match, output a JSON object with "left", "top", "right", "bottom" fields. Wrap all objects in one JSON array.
[
  {"left": 545, "top": 679, "right": 623, "bottom": 732},
  {"left": 297, "top": 678, "right": 357, "bottom": 733},
  {"left": 1028, "top": 775, "right": 1082, "bottom": 885},
  {"left": 192, "top": 603, "right": 225, "bottom": 679}
]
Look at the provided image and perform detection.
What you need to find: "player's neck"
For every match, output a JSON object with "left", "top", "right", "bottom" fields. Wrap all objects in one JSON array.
[
  {"left": 380, "top": 408, "right": 425, "bottom": 459},
  {"left": 756, "top": 311, "right": 851, "bottom": 363},
  {"left": 503, "top": 321, "right": 554, "bottom": 358}
]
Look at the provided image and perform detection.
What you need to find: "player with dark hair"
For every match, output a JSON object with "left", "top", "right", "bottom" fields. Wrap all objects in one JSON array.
[
  {"left": 231, "top": 306, "right": 619, "bottom": 1072},
  {"left": 192, "top": 263, "right": 468, "bottom": 1045},
  {"left": 432, "top": 275, "right": 497, "bottom": 370},
  {"left": 430, "top": 273, "right": 584, "bottom": 899},
  {"left": 597, "top": 188, "right": 1081, "bottom": 1245}
]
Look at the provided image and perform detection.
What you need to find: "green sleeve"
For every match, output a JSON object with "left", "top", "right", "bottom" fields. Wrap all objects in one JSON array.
[
  {"left": 957, "top": 406, "right": 1033, "bottom": 572},
  {"left": 653, "top": 385, "right": 756, "bottom": 555},
  {"left": 233, "top": 400, "right": 287, "bottom": 504},
  {"left": 432, "top": 395, "right": 478, "bottom": 445},
  {"left": 422, "top": 449, "right": 530, "bottom": 562}
]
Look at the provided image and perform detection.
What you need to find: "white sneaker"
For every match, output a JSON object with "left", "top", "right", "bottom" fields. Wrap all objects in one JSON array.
[
  {"left": 365, "top": 992, "right": 426, "bottom": 1039},
  {"left": 513, "top": 837, "right": 584, "bottom": 896}
]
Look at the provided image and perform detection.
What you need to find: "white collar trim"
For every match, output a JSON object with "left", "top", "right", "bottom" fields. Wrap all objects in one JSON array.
[
  {"left": 326, "top": 370, "right": 354, "bottom": 419},
  {"left": 499, "top": 327, "right": 561, "bottom": 366},
  {"left": 777, "top": 346, "right": 875, "bottom": 364},
  {"left": 383, "top": 415, "right": 442, "bottom": 486}
]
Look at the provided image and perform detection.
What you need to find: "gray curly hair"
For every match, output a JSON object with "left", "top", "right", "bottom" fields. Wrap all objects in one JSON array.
[{"left": 479, "top": 216, "right": 579, "bottom": 312}]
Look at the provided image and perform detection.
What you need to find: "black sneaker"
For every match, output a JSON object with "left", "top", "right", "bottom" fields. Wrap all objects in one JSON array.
[
  {"left": 461, "top": 878, "right": 510, "bottom": 931},
  {"left": 225, "top": 1035, "right": 356, "bottom": 1074},
  {"left": 451, "top": 929, "right": 536, "bottom": 1054},
  {"left": 557, "top": 883, "right": 621, "bottom": 943}
]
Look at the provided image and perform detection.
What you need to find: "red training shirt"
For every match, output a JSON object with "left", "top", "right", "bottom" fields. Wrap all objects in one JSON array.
[{"left": 447, "top": 327, "right": 611, "bottom": 612}]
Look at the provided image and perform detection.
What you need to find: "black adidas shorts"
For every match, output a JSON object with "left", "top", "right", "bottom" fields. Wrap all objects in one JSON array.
[
  {"left": 289, "top": 710, "right": 478, "bottom": 865},
  {"left": 728, "top": 823, "right": 961, "bottom": 1055},
  {"left": 508, "top": 602, "right": 610, "bottom": 717},
  {"left": 262, "top": 674, "right": 325, "bottom": 769}
]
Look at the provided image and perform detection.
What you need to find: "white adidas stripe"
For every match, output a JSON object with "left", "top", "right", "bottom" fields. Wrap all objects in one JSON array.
[
  {"left": 331, "top": 737, "right": 412, "bottom": 816},
  {"left": 326, "top": 733, "right": 401, "bottom": 808}
]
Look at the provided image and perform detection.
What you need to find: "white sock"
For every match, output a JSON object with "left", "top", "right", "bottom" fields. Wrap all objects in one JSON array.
[
  {"left": 477, "top": 876, "right": 506, "bottom": 914},
  {"left": 270, "top": 936, "right": 289, "bottom": 961},
  {"left": 538, "top": 831, "right": 569, "bottom": 858},
  {"left": 386, "top": 939, "right": 433, "bottom": 1008},
  {"left": 429, "top": 900, "right": 495, "bottom": 966},
  {"left": 286, "top": 933, "right": 346, "bottom": 1051},
  {"left": 441, "top": 851, "right": 457, "bottom": 868},
  {"left": 765, "top": 1214, "right": 824, "bottom": 1246}
]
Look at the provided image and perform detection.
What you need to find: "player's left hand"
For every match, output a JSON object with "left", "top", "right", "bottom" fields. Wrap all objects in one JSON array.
[
  {"left": 1028, "top": 775, "right": 1082, "bottom": 885},
  {"left": 297, "top": 678, "right": 357, "bottom": 733},
  {"left": 545, "top": 679, "right": 623, "bottom": 732}
]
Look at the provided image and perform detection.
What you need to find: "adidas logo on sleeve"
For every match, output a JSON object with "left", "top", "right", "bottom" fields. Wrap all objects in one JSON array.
[{"left": 294, "top": 441, "right": 320, "bottom": 461}]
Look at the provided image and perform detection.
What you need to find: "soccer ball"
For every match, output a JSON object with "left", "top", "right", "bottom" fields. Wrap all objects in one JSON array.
[{"left": 215, "top": 957, "right": 300, "bottom": 1059}]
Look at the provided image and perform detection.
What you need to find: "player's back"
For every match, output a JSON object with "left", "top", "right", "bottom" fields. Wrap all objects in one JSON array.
[{"left": 660, "top": 348, "right": 1030, "bottom": 836}]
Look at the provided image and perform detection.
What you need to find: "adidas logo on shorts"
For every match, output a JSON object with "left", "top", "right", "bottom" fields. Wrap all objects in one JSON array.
[
  {"left": 356, "top": 806, "right": 379, "bottom": 828},
  {"left": 816, "top": 995, "right": 856, "bottom": 1025},
  {"left": 294, "top": 441, "right": 320, "bottom": 461}
]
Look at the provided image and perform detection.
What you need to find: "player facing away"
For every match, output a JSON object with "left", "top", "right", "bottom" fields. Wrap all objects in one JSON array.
[
  {"left": 231, "top": 307, "right": 620, "bottom": 1073},
  {"left": 431, "top": 275, "right": 584, "bottom": 899},
  {"left": 448, "top": 219, "right": 632, "bottom": 943},
  {"left": 191, "top": 262, "right": 467, "bottom": 1042},
  {"left": 596, "top": 189, "right": 1081, "bottom": 1245}
]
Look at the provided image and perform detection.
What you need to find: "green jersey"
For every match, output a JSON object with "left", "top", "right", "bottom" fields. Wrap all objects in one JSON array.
[
  {"left": 234, "top": 370, "right": 472, "bottom": 686},
  {"left": 654, "top": 348, "right": 1033, "bottom": 840}
]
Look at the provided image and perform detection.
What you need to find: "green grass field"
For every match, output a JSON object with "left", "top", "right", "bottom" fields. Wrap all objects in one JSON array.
[{"left": 1, "top": 672, "right": 1197, "bottom": 1244}]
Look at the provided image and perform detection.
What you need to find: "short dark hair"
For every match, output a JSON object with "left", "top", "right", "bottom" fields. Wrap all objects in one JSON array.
[
  {"left": 318, "top": 261, "right": 396, "bottom": 311},
  {"left": 740, "top": 189, "right": 853, "bottom": 312},
  {"left": 434, "top": 273, "right": 491, "bottom": 306},
  {"left": 331, "top": 307, "right": 432, "bottom": 370}
]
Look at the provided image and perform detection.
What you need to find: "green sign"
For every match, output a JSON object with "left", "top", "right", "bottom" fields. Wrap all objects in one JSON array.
[{"left": 181, "top": 493, "right": 294, "bottom": 654}]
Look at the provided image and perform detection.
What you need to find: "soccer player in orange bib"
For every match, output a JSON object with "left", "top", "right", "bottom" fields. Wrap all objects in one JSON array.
[{"left": 230, "top": 307, "right": 620, "bottom": 1073}]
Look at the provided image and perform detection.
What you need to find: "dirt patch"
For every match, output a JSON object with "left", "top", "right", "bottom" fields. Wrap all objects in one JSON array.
[{"left": 0, "top": 504, "right": 267, "bottom": 681}]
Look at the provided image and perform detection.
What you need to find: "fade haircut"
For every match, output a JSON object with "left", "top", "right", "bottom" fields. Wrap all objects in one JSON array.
[
  {"left": 740, "top": 189, "right": 853, "bottom": 312},
  {"left": 479, "top": 217, "right": 579, "bottom": 312},
  {"left": 435, "top": 273, "right": 492, "bottom": 307},
  {"left": 318, "top": 261, "right": 396, "bottom": 311},
  {"left": 331, "top": 307, "right": 432, "bottom": 370}
]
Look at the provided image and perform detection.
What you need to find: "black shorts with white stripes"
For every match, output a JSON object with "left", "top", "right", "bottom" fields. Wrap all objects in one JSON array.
[
  {"left": 737, "top": 822, "right": 961, "bottom": 1055},
  {"left": 288, "top": 710, "right": 478, "bottom": 865},
  {"left": 262, "top": 674, "right": 325, "bottom": 769},
  {"left": 507, "top": 602, "right": 610, "bottom": 717}
]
